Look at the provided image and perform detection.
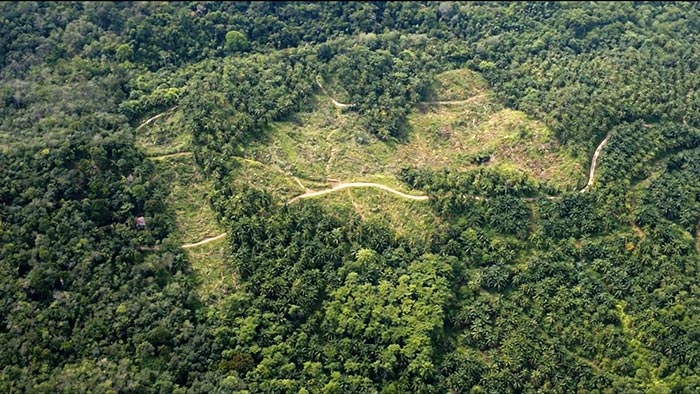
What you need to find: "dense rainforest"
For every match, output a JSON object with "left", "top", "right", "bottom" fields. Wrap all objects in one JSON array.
[{"left": 2, "top": 1, "right": 700, "bottom": 393}]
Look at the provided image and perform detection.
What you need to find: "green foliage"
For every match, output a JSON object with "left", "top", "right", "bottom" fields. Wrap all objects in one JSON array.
[
  {"left": 115, "top": 43, "right": 133, "bottom": 62},
  {"left": 224, "top": 30, "right": 250, "bottom": 53},
  {"left": 4, "top": 1, "right": 700, "bottom": 392},
  {"left": 322, "top": 39, "right": 436, "bottom": 140}
]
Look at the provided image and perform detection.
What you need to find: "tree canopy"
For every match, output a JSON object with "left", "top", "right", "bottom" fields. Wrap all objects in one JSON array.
[{"left": 3, "top": 1, "right": 700, "bottom": 393}]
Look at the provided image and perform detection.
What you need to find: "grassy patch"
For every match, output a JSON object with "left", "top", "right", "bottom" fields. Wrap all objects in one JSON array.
[
  {"left": 426, "top": 68, "right": 489, "bottom": 101},
  {"left": 346, "top": 188, "right": 440, "bottom": 239},
  {"left": 230, "top": 156, "right": 309, "bottom": 198},
  {"left": 136, "top": 110, "right": 192, "bottom": 157},
  {"left": 184, "top": 237, "right": 237, "bottom": 303},
  {"left": 152, "top": 154, "right": 223, "bottom": 244},
  {"left": 310, "top": 187, "right": 440, "bottom": 241}
]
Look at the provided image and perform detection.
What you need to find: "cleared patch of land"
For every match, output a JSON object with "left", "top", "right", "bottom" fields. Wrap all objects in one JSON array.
[
  {"left": 406, "top": 106, "right": 583, "bottom": 190},
  {"left": 184, "top": 235, "right": 237, "bottom": 302},
  {"left": 151, "top": 154, "right": 223, "bottom": 245},
  {"left": 424, "top": 68, "right": 488, "bottom": 101},
  {"left": 136, "top": 108, "right": 235, "bottom": 298},
  {"left": 136, "top": 109, "right": 192, "bottom": 157},
  {"left": 319, "top": 184, "right": 444, "bottom": 239},
  {"left": 236, "top": 68, "right": 584, "bottom": 235}
]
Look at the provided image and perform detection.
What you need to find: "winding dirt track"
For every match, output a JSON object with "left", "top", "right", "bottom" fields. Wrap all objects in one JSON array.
[
  {"left": 316, "top": 77, "right": 487, "bottom": 108},
  {"left": 419, "top": 94, "right": 487, "bottom": 105},
  {"left": 136, "top": 106, "right": 179, "bottom": 130},
  {"left": 315, "top": 77, "right": 356, "bottom": 108},
  {"left": 580, "top": 134, "right": 611, "bottom": 193},
  {"left": 182, "top": 233, "right": 227, "bottom": 249},
  {"left": 148, "top": 151, "right": 193, "bottom": 160},
  {"left": 287, "top": 182, "right": 430, "bottom": 204}
]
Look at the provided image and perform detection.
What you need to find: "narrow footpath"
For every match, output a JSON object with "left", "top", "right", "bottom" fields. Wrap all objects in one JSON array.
[{"left": 287, "top": 182, "right": 430, "bottom": 204}]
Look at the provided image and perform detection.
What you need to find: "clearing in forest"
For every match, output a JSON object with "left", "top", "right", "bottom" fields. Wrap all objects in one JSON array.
[
  {"left": 135, "top": 108, "right": 234, "bottom": 299},
  {"left": 136, "top": 108, "right": 192, "bottom": 157},
  {"left": 235, "top": 68, "right": 584, "bottom": 235},
  {"left": 184, "top": 235, "right": 237, "bottom": 302},
  {"left": 150, "top": 153, "right": 223, "bottom": 246}
]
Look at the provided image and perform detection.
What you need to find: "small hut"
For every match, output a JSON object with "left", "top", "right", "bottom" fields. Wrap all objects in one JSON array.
[{"left": 135, "top": 216, "right": 146, "bottom": 230}]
